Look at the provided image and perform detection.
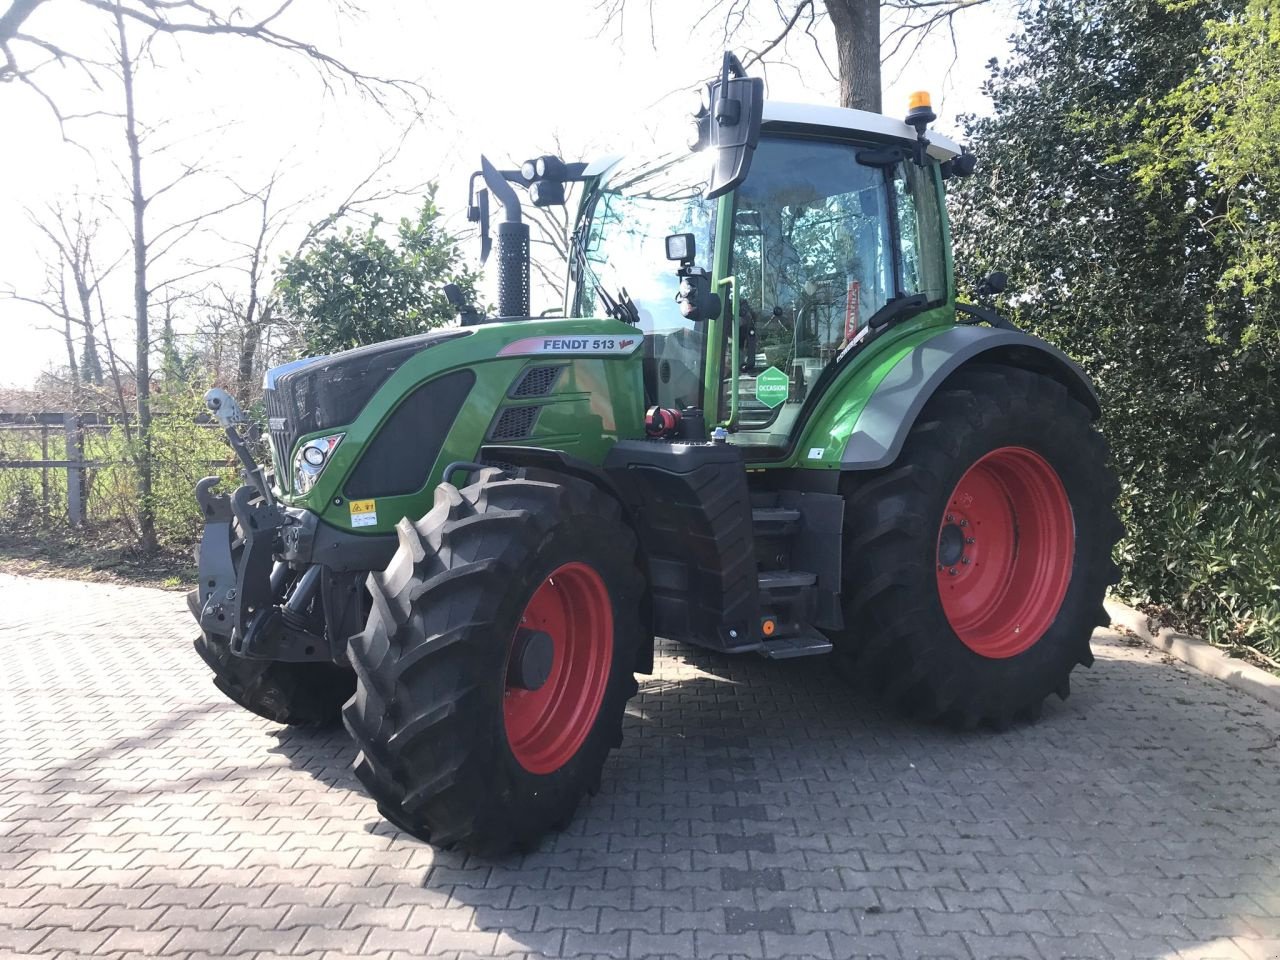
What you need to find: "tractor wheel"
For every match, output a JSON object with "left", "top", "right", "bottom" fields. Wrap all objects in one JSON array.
[
  {"left": 193, "top": 630, "right": 355, "bottom": 727},
  {"left": 343, "top": 469, "right": 646, "bottom": 855},
  {"left": 832, "top": 365, "right": 1122, "bottom": 727}
]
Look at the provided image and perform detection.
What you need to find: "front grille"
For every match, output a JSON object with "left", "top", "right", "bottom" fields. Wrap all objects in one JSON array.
[
  {"left": 265, "top": 388, "right": 295, "bottom": 487},
  {"left": 510, "top": 365, "right": 563, "bottom": 398},
  {"left": 490, "top": 405, "right": 543, "bottom": 441}
]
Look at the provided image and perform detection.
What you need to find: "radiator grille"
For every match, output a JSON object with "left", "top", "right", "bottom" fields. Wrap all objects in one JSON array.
[
  {"left": 510, "top": 365, "right": 563, "bottom": 398},
  {"left": 264, "top": 388, "right": 295, "bottom": 488},
  {"left": 489, "top": 405, "right": 542, "bottom": 441}
]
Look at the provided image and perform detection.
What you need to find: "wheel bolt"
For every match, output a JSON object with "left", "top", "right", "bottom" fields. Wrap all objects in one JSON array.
[
  {"left": 945, "top": 514, "right": 954, "bottom": 522},
  {"left": 961, "top": 557, "right": 970, "bottom": 565},
  {"left": 959, "top": 519, "right": 968, "bottom": 527},
  {"left": 949, "top": 567, "right": 957, "bottom": 575},
  {"left": 965, "top": 537, "right": 975, "bottom": 545}
]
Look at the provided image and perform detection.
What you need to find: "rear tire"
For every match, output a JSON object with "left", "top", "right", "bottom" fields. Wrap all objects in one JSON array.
[
  {"left": 193, "top": 631, "right": 354, "bottom": 727},
  {"left": 831, "top": 365, "right": 1122, "bottom": 727},
  {"left": 343, "top": 469, "right": 645, "bottom": 855}
]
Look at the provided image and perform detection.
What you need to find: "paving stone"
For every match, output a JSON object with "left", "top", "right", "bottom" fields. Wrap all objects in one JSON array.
[
  {"left": 1, "top": 574, "right": 1278, "bottom": 959},
  {"left": 724, "top": 906, "right": 795, "bottom": 935}
]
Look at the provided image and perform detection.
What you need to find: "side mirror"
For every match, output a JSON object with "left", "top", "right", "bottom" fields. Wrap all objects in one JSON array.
[
  {"left": 701, "top": 52, "right": 764, "bottom": 200},
  {"left": 977, "top": 271, "right": 1008, "bottom": 298}
]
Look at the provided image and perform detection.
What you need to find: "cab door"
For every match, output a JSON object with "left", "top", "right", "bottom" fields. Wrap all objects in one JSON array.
[{"left": 723, "top": 134, "right": 949, "bottom": 454}]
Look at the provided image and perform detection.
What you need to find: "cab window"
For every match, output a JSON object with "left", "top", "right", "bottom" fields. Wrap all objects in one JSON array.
[{"left": 727, "top": 135, "right": 947, "bottom": 445}]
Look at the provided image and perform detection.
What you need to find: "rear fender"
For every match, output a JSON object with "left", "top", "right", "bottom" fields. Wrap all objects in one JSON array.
[{"left": 841, "top": 325, "right": 1099, "bottom": 470}]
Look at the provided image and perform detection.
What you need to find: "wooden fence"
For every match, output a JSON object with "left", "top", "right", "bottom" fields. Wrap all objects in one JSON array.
[{"left": 0, "top": 411, "right": 226, "bottom": 527}]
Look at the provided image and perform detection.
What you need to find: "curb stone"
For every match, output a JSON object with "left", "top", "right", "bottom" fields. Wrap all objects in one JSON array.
[{"left": 1105, "top": 596, "right": 1280, "bottom": 711}]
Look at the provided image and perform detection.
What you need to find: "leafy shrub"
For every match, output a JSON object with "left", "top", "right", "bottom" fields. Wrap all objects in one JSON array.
[{"left": 1120, "top": 428, "right": 1280, "bottom": 654}]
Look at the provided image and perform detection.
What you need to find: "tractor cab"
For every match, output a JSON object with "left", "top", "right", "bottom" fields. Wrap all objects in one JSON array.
[{"left": 570, "top": 90, "right": 963, "bottom": 457}]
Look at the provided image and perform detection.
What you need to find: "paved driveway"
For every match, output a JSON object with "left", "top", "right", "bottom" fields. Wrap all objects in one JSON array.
[{"left": 0, "top": 572, "right": 1278, "bottom": 960}]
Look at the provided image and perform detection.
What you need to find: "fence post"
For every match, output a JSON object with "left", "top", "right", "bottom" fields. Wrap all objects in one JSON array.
[
  {"left": 64, "top": 412, "right": 84, "bottom": 527},
  {"left": 40, "top": 424, "right": 50, "bottom": 527}
]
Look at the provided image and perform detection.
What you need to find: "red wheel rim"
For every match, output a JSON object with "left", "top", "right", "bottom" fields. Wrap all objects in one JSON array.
[
  {"left": 937, "top": 446, "right": 1075, "bottom": 658},
  {"left": 503, "top": 562, "right": 613, "bottom": 774}
]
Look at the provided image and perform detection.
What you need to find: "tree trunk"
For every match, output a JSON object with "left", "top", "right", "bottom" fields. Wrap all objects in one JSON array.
[
  {"left": 824, "top": 0, "right": 882, "bottom": 113},
  {"left": 115, "top": 4, "right": 157, "bottom": 553},
  {"left": 57, "top": 273, "right": 80, "bottom": 386},
  {"left": 236, "top": 296, "right": 266, "bottom": 397},
  {"left": 74, "top": 275, "right": 104, "bottom": 385}
]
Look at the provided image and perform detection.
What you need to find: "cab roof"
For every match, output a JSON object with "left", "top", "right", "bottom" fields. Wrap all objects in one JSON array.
[
  {"left": 581, "top": 100, "right": 963, "bottom": 179},
  {"left": 762, "top": 101, "right": 962, "bottom": 160}
]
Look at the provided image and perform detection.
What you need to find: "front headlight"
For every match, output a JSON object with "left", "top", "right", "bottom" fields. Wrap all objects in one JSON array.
[{"left": 293, "top": 434, "right": 344, "bottom": 494}]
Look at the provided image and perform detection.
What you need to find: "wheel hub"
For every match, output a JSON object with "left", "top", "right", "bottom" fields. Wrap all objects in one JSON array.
[
  {"left": 936, "top": 446, "right": 1075, "bottom": 659},
  {"left": 502, "top": 562, "right": 613, "bottom": 775},
  {"left": 507, "top": 629, "right": 554, "bottom": 691},
  {"left": 937, "top": 522, "right": 966, "bottom": 568}
]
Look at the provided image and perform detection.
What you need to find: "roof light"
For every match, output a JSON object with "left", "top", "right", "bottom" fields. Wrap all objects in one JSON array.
[{"left": 908, "top": 90, "right": 933, "bottom": 112}]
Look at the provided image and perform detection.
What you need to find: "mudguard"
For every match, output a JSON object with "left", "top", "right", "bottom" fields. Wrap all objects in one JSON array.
[{"left": 841, "top": 325, "right": 1099, "bottom": 470}]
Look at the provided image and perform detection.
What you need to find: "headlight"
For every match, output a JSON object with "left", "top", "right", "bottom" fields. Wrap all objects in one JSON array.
[{"left": 293, "top": 434, "right": 343, "bottom": 494}]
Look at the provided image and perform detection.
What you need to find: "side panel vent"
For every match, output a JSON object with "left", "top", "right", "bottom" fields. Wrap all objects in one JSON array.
[
  {"left": 489, "top": 405, "right": 543, "bottom": 441},
  {"left": 510, "top": 365, "right": 564, "bottom": 398}
]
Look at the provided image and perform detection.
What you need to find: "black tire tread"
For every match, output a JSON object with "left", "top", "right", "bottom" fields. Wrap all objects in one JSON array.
[
  {"left": 831, "top": 364, "right": 1122, "bottom": 728},
  {"left": 193, "top": 630, "right": 354, "bottom": 727},
  {"left": 344, "top": 469, "right": 644, "bottom": 856}
]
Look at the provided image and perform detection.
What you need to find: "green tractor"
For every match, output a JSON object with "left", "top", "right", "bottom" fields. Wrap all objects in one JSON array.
[{"left": 192, "top": 55, "right": 1121, "bottom": 854}]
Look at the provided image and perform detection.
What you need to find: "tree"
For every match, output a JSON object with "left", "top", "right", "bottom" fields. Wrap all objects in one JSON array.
[
  {"left": 277, "top": 188, "right": 481, "bottom": 356},
  {"left": 603, "top": 0, "right": 1011, "bottom": 111},
  {"left": 1127, "top": 0, "right": 1280, "bottom": 367},
  {"left": 3, "top": 199, "right": 113, "bottom": 392},
  {"left": 1, "top": 0, "right": 417, "bottom": 134},
  {"left": 3, "top": 1, "right": 426, "bottom": 552},
  {"left": 949, "top": 0, "right": 1280, "bottom": 650}
]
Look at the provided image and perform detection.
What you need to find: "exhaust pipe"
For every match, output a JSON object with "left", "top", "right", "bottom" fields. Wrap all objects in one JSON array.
[{"left": 480, "top": 154, "right": 530, "bottom": 318}]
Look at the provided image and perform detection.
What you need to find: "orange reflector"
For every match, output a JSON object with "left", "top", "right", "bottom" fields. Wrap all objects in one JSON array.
[
  {"left": 762, "top": 619, "right": 777, "bottom": 637},
  {"left": 909, "top": 90, "right": 932, "bottom": 111}
]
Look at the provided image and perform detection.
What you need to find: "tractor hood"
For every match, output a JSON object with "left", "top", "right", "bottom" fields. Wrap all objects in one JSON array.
[{"left": 263, "top": 328, "right": 471, "bottom": 476}]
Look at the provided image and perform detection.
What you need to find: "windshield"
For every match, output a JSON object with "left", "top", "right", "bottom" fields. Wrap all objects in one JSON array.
[{"left": 572, "top": 153, "right": 716, "bottom": 411}]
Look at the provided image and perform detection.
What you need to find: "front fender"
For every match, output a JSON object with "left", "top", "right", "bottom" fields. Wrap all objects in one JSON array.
[{"left": 840, "top": 325, "right": 1099, "bottom": 470}]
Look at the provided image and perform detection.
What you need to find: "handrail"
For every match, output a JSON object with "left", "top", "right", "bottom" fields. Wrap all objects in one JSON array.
[{"left": 718, "top": 275, "right": 739, "bottom": 429}]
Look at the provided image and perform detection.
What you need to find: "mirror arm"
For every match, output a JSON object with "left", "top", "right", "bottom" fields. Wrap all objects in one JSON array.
[{"left": 956, "top": 302, "right": 1018, "bottom": 331}]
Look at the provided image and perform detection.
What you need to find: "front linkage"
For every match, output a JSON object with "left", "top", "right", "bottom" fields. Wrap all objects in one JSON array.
[{"left": 192, "top": 388, "right": 390, "bottom": 669}]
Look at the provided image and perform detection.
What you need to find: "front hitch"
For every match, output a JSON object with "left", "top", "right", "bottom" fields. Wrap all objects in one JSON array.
[
  {"left": 193, "top": 477, "right": 288, "bottom": 638},
  {"left": 205, "top": 387, "right": 274, "bottom": 504}
]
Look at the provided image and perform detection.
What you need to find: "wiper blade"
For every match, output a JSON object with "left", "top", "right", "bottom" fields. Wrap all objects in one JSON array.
[
  {"left": 572, "top": 231, "right": 639, "bottom": 325},
  {"left": 867, "top": 293, "right": 930, "bottom": 331},
  {"left": 597, "top": 286, "right": 640, "bottom": 325}
]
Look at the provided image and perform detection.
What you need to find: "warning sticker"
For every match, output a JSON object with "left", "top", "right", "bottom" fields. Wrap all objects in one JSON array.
[
  {"left": 349, "top": 499, "right": 377, "bottom": 528},
  {"left": 498, "top": 335, "right": 643, "bottom": 357}
]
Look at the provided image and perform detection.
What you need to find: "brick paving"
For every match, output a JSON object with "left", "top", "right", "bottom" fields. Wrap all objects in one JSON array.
[{"left": 1, "top": 571, "right": 1278, "bottom": 960}]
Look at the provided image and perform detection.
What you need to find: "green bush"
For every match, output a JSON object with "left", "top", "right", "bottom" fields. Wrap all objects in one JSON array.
[
  {"left": 1120, "top": 428, "right": 1280, "bottom": 654},
  {"left": 0, "top": 388, "right": 237, "bottom": 551}
]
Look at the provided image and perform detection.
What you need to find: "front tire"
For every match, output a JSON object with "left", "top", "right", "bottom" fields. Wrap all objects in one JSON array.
[
  {"left": 193, "top": 630, "right": 354, "bottom": 727},
  {"left": 832, "top": 365, "right": 1123, "bottom": 727},
  {"left": 343, "top": 469, "right": 645, "bottom": 855}
]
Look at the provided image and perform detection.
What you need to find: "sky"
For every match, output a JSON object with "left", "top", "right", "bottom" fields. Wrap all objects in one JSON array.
[{"left": 0, "top": 0, "right": 1016, "bottom": 389}]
